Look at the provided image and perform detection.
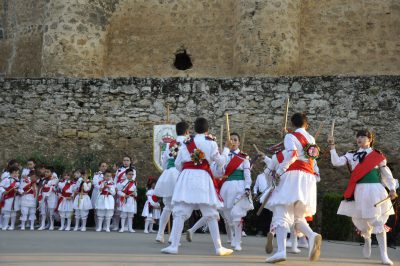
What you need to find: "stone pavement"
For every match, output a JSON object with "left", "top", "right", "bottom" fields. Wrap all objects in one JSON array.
[{"left": 0, "top": 230, "right": 398, "bottom": 266}]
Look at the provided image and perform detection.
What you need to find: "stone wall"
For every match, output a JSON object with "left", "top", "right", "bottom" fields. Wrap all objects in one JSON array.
[
  {"left": 0, "top": 76, "right": 399, "bottom": 191},
  {"left": 1, "top": 0, "right": 400, "bottom": 77}
]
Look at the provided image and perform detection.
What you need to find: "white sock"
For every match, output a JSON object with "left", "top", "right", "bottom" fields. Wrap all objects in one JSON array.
[
  {"left": 170, "top": 216, "right": 185, "bottom": 249},
  {"left": 376, "top": 231, "right": 392, "bottom": 263},
  {"left": 120, "top": 218, "right": 126, "bottom": 232},
  {"left": 66, "top": 218, "right": 71, "bottom": 229},
  {"left": 30, "top": 220, "right": 35, "bottom": 230},
  {"left": 276, "top": 226, "right": 288, "bottom": 254},
  {"left": 10, "top": 216, "right": 16, "bottom": 228},
  {"left": 81, "top": 218, "right": 87, "bottom": 229},
  {"left": 128, "top": 218, "right": 133, "bottom": 231},
  {"left": 144, "top": 219, "right": 150, "bottom": 232},
  {"left": 105, "top": 218, "right": 111, "bottom": 231},
  {"left": 97, "top": 218, "right": 104, "bottom": 231},
  {"left": 233, "top": 221, "right": 242, "bottom": 247},
  {"left": 207, "top": 218, "right": 223, "bottom": 250},
  {"left": 296, "top": 221, "right": 314, "bottom": 239},
  {"left": 59, "top": 218, "right": 65, "bottom": 229},
  {"left": 158, "top": 209, "right": 171, "bottom": 236}
]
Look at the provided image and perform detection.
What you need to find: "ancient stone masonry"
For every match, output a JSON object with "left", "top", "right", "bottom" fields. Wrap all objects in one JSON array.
[
  {"left": 0, "top": 76, "right": 399, "bottom": 192},
  {"left": 1, "top": 0, "right": 400, "bottom": 77}
]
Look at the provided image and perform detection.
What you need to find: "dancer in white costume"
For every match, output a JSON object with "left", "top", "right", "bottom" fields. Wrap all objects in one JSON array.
[
  {"left": 95, "top": 170, "right": 116, "bottom": 232},
  {"left": 155, "top": 121, "right": 189, "bottom": 243},
  {"left": 38, "top": 166, "right": 58, "bottom": 231},
  {"left": 143, "top": 178, "right": 161, "bottom": 233},
  {"left": 161, "top": 117, "right": 234, "bottom": 256},
  {"left": 117, "top": 168, "right": 137, "bottom": 233},
  {"left": 73, "top": 170, "right": 92, "bottom": 232},
  {"left": 0, "top": 166, "right": 21, "bottom": 230},
  {"left": 218, "top": 132, "right": 253, "bottom": 251},
  {"left": 328, "top": 129, "right": 398, "bottom": 266},
  {"left": 265, "top": 113, "right": 322, "bottom": 263},
  {"left": 55, "top": 172, "right": 75, "bottom": 231},
  {"left": 91, "top": 162, "right": 108, "bottom": 228},
  {"left": 112, "top": 156, "right": 133, "bottom": 231}
]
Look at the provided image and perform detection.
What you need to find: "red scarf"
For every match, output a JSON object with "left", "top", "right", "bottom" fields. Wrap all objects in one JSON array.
[
  {"left": 116, "top": 169, "right": 127, "bottom": 183},
  {"left": 120, "top": 180, "right": 136, "bottom": 206},
  {"left": 343, "top": 150, "right": 385, "bottom": 199}
]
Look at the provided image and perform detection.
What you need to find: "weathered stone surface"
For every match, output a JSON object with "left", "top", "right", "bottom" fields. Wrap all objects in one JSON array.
[
  {"left": 1, "top": 1, "right": 400, "bottom": 77},
  {"left": 0, "top": 76, "right": 399, "bottom": 193}
]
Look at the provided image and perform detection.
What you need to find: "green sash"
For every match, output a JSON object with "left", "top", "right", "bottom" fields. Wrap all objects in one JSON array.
[
  {"left": 227, "top": 170, "right": 244, "bottom": 181},
  {"left": 357, "top": 168, "right": 380, "bottom": 184},
  {"left": 167, "top": 158, "right": 175, "bottom": 169}
]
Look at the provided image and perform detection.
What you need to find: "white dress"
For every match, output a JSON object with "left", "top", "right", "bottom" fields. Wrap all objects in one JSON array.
[
  {"left": 154, "top": 136, "right": 186, "bottom": 197},
  {"left": 96, "top": 180, "right": 116, "bottom": 210},
  {"left": 142, "top": 189, "right": 161, "bottom": 219},
  {"left": 0, "top": 177, "right": 21, "bottom": 211},
  {"left": 266, "top": 128, "right": 319, "bottom": 217},
  {"left": 73, "top": 179, "right": 93, "bottom": 210},
  {"left": 117, "top": 180, "right": 137, "bottom": 213},
  {"left": 19, "top": 177, "right": 37, "bottom": 208},
  {"left": 57, "top": 180, "right": 75, "bottom": 212},
  {"left": 172, "top": 134, "right": 230, "bottom": 208},
  {"left": 38, "top": 177, "right": 59, "bottom": 210},
  {"left": 331, "top": 147, "right": 397, "bottom": 234}
]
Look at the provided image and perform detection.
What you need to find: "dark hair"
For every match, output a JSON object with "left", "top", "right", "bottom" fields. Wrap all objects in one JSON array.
[
  {"left": 27, "top": 158, "right": 36, "bottom": 164},
  {"left": 230, "top": 132, "right": 241, "bottom": 141},
  {"left": 356, "top": 129, "right": 375, "bottom": 146},
  {"left": 98, "top": 162, "right": 107, "bottom": 167},
  {"left": 104, "top": 169, "right": 113, "bottom": 175},
  {"left": 194, "top": 117, "right": 209, "bottom": 134},
  {"left": 146, "top": 177, "right": 157, "bottom": 189},
  {"left": 291, "top": 113, "right": 308, "bottom": 128},
  {"left": 79, "top": 169, "right": 87, "bottom": 176},
  {"left": 8, "top": 166, "right": 19, "bottom": 174},
  {"left": 176, "top": 121, "right": 189, "bottom": 135},
  {"left": 45, "top": 166, "right": 55, "bottom": 173},
  {"left": 7, "top": 159, "right": 18, "bottom": 167},
  {"left": 125, "top": 168, "right": 134, "bottom": 175}
]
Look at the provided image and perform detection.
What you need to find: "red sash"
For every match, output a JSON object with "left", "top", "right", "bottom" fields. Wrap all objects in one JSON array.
[
  {"left": 38, "top": 180, "right": 52, "bottom": 202},
  {"left": 23, "top": 182, "right": 36, "bottom": 196},
  {"left": 100, "top": 181, "right": 113, "bottom": 196},
  {"left": 55, "top": 181, "right": 73, "bottom": 212},
  {"left": 116, "top": 169, "right": 126, "bottom": 183},
  {"left": 276, "top": 151, "right": 284, "bottom": 163},
  {"left": 343, "top": 150, "right": 385, "bottom": 199},
  {"left": 218, "top": 153, "right": 245, "bottom": 189},
  {"left": 182, "top": 139, "right": 223, "bottom": 202},
  {"left": 120, "top": 181, "right": 136, "bottom": 205},
  {"left": 0, "top": 180, "right": 17, "bottom": 208},
  {"left": 286, "top": 132, "right": 315, "bottom": 175}
]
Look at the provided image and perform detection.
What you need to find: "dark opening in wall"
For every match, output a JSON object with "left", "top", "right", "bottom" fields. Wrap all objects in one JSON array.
[
  {"left": 0, "top": 28, "right": 4, "bottom": 39},
  {"left": 174, "top": 49, "right": 192, "bottom": 70}
]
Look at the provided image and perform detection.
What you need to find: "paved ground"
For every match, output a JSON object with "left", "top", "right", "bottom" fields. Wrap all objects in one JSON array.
[{"left": 0, "top": 229, "right": 398, "bottom": 266}]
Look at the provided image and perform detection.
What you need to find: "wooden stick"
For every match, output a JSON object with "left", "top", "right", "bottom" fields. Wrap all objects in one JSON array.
[
  {"left": 220, "top": 124, "right": 224, "bottom": 151},
  {"left": 253, "top": 144, "right": 261, "bottom": 154},
  {"left": 330, "top": 119, "right": 335, "bottom": 137},
  {"left": 166, "top": 104, "right": 171, "bottom": 124},
  {"left": 241, "top": 132, "right": 246, "bottom": 151},
  {"left": 225, "top": 112, "right": 231, "bottom": 140},
  {"left": 314, "top": 120, "right": 325, "bottom": 141},
  {"left": 374, "top": 195, "right": 394, "bottom": 207},
  {"left": 282, "top": 96, "right": 290, "bottom": 137}
]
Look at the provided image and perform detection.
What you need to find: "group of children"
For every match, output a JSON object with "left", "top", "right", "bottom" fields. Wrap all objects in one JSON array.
[
  {"left": 0, "top": 158, "right": 161, "bottom": 233},
  {"left": 0, "top": 114, "right": 398, "bottom": 266}
]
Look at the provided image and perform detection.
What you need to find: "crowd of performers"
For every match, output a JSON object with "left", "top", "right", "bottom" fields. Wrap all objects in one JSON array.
[{"left": 0, "top": 113, "right": 398, "bottom": 265}]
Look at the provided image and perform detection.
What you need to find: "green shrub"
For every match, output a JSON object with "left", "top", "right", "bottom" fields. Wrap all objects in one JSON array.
[{"left": 321, "top": 192, "right": 353, "bottom": 240}]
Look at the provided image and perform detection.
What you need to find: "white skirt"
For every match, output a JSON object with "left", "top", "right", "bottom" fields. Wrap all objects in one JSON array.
[
  {"left": 154, "top": 167, "right": 180, "bottom": 197},
  {"left": 58, "top": 198, "right": 74, "bottom": 212},
  {"left": 172, "top": 169, "right": 223, "bottom": 209},
  {"left": 118, "top": 197, "right": 137, "bottom": 214},
  {"left": 337, "top": 183, "right": 394, "bottom": 218},
  {"left": 96, "top": 195, "right": 115, "bottom": 210},
  {"left": 2, "top": 196, "right": 21, "bottom": 211},
  {"left": 220, "top": 180, "right": 246, "bottom": 209},
  {"left": 73, "top": 195, "right": 92, "bottom": 210},
  {"left": 142, "top": 201, "right": 161, "bottom": 219},
  {"left": 266, "top": 170, "right": 317, "bottom": 216}
]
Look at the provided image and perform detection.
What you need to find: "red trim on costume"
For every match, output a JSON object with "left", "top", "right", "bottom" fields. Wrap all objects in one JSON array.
[
  {"left": 286, "top": 132, "right": 315, "bottom": 175},
  {"left": 0, "top": 180, "right": 17, "bottom": 208},
  {"left": 276, "top": 151, "right": 284, "bottom": 163},
  {"left": 343, "top": 150, "right": 385, "bottom": 199},
  {"left": 183, "top": 138, "right": 223, "bottom": 202}
]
